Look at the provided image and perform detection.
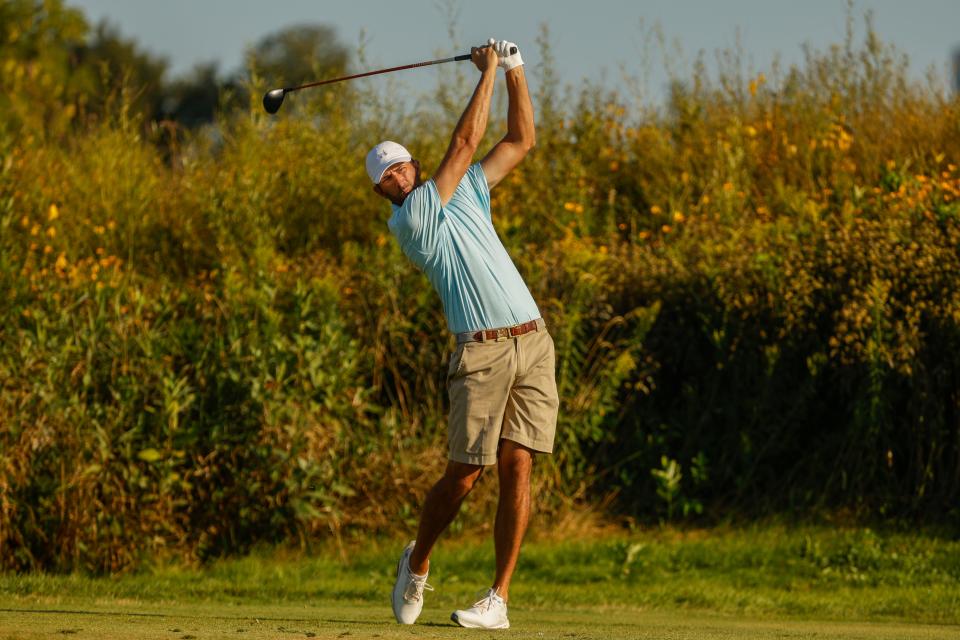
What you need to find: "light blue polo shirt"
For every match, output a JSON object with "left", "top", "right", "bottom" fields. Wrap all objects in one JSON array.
[{"left": 387, "top": 163, "right": 541, "bottom": 334}]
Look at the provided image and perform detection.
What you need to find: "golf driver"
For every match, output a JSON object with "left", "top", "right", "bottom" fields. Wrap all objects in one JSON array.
[{"left": 262, "top": 44, "right": 517, "bottom": 114}]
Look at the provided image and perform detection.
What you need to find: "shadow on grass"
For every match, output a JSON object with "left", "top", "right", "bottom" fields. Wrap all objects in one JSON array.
[{"left": 0, "top": 607, "right": 459, "bottom": 628}]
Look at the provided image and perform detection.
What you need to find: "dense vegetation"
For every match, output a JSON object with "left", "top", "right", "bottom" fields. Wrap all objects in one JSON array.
[{"left": 2, "top": 2, "right": 959, "bottom": 572}]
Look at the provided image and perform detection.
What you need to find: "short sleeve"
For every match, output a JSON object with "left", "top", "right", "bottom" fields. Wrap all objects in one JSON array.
[{"left": 465, "top": 163, "right": 491, "bottom": 217}]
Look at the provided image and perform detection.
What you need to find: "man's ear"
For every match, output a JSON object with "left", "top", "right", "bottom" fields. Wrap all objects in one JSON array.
[{"left": 373, "top": 184, "right": 385, "bottom": 198}]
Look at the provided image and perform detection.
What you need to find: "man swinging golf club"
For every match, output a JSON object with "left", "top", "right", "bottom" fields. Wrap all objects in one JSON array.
[{"left": 366, "top": 39, "right": 559, "bottom": 629}]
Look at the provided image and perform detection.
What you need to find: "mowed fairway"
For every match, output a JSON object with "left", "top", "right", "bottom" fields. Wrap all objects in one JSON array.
[
  {"left": 1, "top": 602, "right": 958, "bottom": 640},
  {"left": 2, "top": 529, "right": 958, "bottom": 639}
]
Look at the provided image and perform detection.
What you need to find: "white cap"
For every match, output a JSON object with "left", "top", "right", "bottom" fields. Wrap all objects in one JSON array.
[{"left": 365, "top": 141, "right": 412, "bottom": 184}]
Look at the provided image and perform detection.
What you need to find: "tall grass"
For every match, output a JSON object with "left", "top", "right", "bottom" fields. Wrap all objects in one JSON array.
[{"left": 2, "top": 12, "right": 959, "bottom": 572}]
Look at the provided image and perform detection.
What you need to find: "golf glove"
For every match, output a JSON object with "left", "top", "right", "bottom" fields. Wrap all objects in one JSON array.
[{"left": 487, "top": 38, "right": 523, "bottom": 71}]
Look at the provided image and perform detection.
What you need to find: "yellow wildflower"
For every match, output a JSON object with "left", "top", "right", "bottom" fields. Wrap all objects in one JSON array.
[
  {"left": 836, "top": 127, "right": 853, "bottom": 151},
  {"left": 48, "top": 204, "right": 59, "bottom": 221}
]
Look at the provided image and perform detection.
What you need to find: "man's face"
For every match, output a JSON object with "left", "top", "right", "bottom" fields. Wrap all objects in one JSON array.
[{"left": 374, "top": 160, "right": 420, "bottom": 206}]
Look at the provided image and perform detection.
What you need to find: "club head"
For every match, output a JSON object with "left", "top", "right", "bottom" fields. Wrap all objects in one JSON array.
[{"left": 262, "top": 89, "right": 285, "bottom": 114}]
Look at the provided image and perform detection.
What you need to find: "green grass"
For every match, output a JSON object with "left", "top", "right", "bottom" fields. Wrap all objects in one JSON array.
[
  {"left": 2, "top": 525, "right": 959, "bottom": 639},
  {"left": 2, "top": 603, "right": 959, "bottom": 640}
]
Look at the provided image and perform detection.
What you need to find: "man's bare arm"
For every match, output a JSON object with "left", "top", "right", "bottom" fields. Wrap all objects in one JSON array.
[
  {"left": 481, "top": 61, "right": 535, "bottom": 189},
  {"left": 433, "top": 47, "right": 498, "bottom": 205}
]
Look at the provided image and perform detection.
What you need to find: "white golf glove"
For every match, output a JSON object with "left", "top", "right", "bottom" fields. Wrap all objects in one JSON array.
[{"left": 487, "top": 38, "right": 523, "bottom": 71}]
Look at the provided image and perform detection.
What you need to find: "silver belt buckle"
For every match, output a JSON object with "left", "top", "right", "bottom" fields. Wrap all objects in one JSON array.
[{"left": 495, "top": 327, "right": 510, "bottom": 342}]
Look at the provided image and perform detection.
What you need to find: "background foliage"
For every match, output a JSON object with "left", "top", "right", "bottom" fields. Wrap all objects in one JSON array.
[{"left": 1, "top": 1, "right": 959, "bottom": 572}]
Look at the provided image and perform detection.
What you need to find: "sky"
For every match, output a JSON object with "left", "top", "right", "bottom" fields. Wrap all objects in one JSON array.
[{"left": 66, "top": 0, "right": 960, "bottom": 103}]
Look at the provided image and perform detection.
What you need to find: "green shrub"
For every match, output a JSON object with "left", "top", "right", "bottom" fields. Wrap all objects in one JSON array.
[{"left": 2, "top": 8, "right": 959, "bottom": 572}]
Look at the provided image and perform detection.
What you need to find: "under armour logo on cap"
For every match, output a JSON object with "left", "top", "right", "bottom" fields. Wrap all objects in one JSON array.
[{"left": 366, "top": 141, "right": 412, "bottom": 184}]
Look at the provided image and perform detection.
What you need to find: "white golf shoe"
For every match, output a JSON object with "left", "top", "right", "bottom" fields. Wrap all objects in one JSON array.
[
  {"left": 450, "top": 588, "right": 510, "bottom": 629},
  {"left": 391, "top": 540, "right": 432, "bottom": 624}
]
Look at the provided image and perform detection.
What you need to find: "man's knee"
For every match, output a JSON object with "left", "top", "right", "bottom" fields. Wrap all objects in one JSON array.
[
  {"left": 498, "top": 440, "right": 534, "bottom": 473},
  {"left": 441, "top": 461, "right": 484, "bottom": 498}
]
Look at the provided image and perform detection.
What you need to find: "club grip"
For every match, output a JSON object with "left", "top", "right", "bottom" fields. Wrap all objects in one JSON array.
[{"left": 454, "top": 45, "right": 518, "bottom": 61}]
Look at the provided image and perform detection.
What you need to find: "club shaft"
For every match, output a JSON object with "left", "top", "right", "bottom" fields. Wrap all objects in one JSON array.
[
  {"left": 284, "top": 55, "right": 466, "bottom": 92},
  {"left": 281, "top": 46, "right": 515, "bottom": 93}
]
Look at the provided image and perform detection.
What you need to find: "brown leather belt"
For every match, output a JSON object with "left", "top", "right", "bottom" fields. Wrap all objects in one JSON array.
[{"left": 460, "top": 319, "right": 541, "bottom": 343}]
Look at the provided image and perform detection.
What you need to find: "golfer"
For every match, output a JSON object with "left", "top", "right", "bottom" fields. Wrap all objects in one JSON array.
[{"left": 365, "top": 39, "right": 558, "bottom": 629}]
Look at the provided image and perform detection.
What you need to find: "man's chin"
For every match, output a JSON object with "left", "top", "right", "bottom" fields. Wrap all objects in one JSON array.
[{"left": 389, "top": 179, "right": 419, "bottom": 206}]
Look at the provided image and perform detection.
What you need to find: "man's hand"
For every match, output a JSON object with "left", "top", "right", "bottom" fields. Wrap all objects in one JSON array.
[
  {"left": 487, "top": 38, "right": 523, "bottom": 71},
  {"left": 471, "top": 45, "right": 498, "bottom": 73}
]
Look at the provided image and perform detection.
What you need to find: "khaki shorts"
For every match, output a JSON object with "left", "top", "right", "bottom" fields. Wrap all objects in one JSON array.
[{"left": 446, "top": 320, "right": 560, "bottom": 466}]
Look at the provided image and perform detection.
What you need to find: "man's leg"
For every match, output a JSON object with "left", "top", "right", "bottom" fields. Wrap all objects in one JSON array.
[
  {"left": 490, "top": 439, "right": 534, "bottom": 601},
  {"left": 408, "top": 460, "right": 484, "bottom": 575}
]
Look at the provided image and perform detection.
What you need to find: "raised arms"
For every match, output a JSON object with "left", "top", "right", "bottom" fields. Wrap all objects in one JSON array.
[{"left": 433, "top": 40, "right": 535, "bottom": 204}]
